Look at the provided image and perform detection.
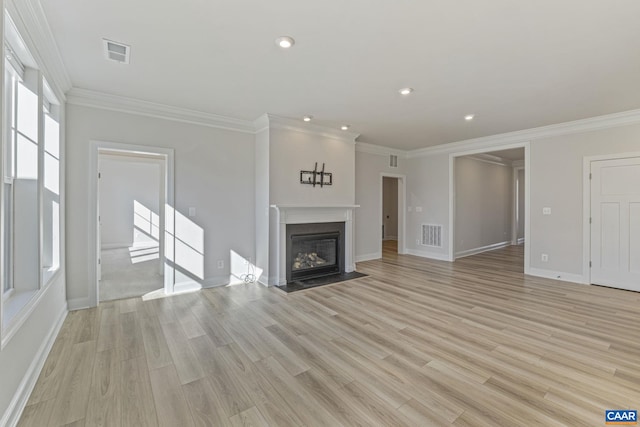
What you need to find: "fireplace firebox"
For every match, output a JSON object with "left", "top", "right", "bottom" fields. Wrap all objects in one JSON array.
[{"left": 286, "top": 222, "right": 345, "bottom": 282}]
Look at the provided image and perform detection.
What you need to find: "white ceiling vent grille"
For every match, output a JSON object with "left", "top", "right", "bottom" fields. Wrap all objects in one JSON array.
[
  {"left": 389, "top": 154, "right": 398, "bottom": 168},
  {"left": 421, "top": 224, "right": 442, "bottom": 247},
  {"left": 103, "top": 39, "right": 130, "bottom": 64}
]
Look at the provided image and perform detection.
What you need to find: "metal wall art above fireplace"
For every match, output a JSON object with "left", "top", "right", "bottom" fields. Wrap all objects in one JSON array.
[{"left": 286, "top": 222, "right": 345, "bottom": 282}]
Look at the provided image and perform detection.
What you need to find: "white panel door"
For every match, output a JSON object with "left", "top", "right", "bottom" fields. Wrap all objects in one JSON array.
[{"left": 591, "top": 157, "right": 640, "bottom": 291}]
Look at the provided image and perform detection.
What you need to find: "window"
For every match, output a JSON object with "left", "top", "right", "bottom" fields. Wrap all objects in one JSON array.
[{"left": 1, "top": 28, "right": 64, "bottom": 336}]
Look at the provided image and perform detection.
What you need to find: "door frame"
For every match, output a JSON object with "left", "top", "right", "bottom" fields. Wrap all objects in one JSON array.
[
  {"left": 511, "top": 165, "right": 525, "bottom": 245},
  {"left": 379, "top": 173, "right": 406, "bottom": 255},
  {"left": 448, "top": 142, "right": 530, "bottom": 274},
  {"left": 89, "top": 140, "right": 175, "bottom": 307},
  {"left": 582, "top": 151, "right": 640, "bottom": 285}
]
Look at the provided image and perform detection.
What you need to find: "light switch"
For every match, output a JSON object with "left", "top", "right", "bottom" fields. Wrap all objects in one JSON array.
[
  {"left": 189, "top": 207, "right": 196, "bottom": 217},
  {"left": 543, "top": 207, "right": 551, "bottom": 215},
  {"left": 415, "top": 206, "right": 423, "bottom": 212}
]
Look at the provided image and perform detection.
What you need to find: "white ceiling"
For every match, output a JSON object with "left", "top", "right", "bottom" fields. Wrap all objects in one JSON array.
[{"left": 39, "top": 0, "right": 640, "bottom": 150}]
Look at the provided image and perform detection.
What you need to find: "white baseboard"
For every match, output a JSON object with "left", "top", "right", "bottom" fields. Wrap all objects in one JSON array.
[
  {"left": 455, "top": 241, "right": 511, "bottom": 259},
  {"left": 67, "top": 297, "right": 91, "bottom": 311},
  {"left": 100, "top": 242, "right": 132, "bottom": 250},
  {"left": 406, "top": 248, "right": 451, "bottom": 261},
  {"left": 526, "top": 267, "right": 587, "bottom": 284},
  {"left": 517, "top": 237, "right": 525, "bottom": 245},
  {"left": 382, "top": 236, "right": 397, "bottom": 241},
  {"left": 1, "top": 303, "right": 68, "bottom": 427},
  {"left": 356, "top": 252, "right": 381, "bottom": 262}
]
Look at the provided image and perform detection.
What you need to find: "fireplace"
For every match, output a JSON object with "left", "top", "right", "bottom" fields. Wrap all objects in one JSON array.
[{"left": 286, "top": 222, "right": 345, "bottom": 282}]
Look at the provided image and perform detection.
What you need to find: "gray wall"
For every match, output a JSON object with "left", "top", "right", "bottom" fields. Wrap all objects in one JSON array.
[
  {"left": 355, "top": 150, "right": 406, "bottom": 260},
  {"left": 99, "top": 155, "right": 161, "bottom": 248},
  {"left": 454, "top": 157, "right": 512, "bottom": 256},
  {"left": 382, "top": 177, "right": 398, "bottom": 239},
  {"left": 66, "top": 104, "right": 256, "bottom": 304}
]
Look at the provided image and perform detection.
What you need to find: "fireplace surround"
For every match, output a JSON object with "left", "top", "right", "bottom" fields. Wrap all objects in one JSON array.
[{"left": 269, "top": 205, "right": 358, "bottom": 286}]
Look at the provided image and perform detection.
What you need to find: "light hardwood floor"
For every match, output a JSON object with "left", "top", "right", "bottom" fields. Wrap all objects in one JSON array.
[{"left": 19, "top": 244, "right": 640, "bottom": 426}]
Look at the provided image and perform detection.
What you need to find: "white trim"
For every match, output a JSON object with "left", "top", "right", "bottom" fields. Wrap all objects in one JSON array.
[
  {"left": 582, "top": 151, "right": 640, "bottom": 287},
  {"left": 527, "top": 267, "right": 587, "bottom": 285},
  {"left": 89, "top": 141, "right": 175, "bottom": 308},
  {"left": 355, "top": 252, "right": 382, "bottom": 262},
  {"left": 100, "top": 243, "right": 132, "bottom": 250},
  {"left": 409, "top": 108, "right": 640, "bottom": 158},
  {"left": 382, "top": 236, "right": 398, "bottom": 241},
  {"left": 455, "top": 241, "right": 511, "bottom": 259},
  {"left": 406, "top": 248, "right": 450, "bottom": 261},
  {"left": 67, "top": 297, "right": 91, "bottom": 311},
  {"left": 379, "top": 173, "right": 407, "bottom": 256},
  {"left": 259, "top": 114, "right": 360, "bottom": 143},
  {"left": 68, "top": 88, "right": 256, "bottom": 134},
  {"left": 517, "top": 237, "right": 525, "bottom": 245},
  {"left": 467, "top": 153, "right": 513, "bottom": 167},
  {"left": 5, "top": 0, "right": 71, "bottom": 100},
  {"left": 512, "top": 165, "right": 525, "bottom": 245},
  {"left": 355, "top": 141, "right": 408, "bottom": 157},
  {"left": 0, "top": 302, "right": 67, "bottom": 427}
]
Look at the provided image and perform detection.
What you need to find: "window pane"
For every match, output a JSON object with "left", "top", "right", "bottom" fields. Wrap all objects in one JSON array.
[
  {"left": 16, "top": 134, "right": 38, "bottom": 179},
  {"left": 44, "top": 115, "right": 59, "bottom": 158},
  {"left": 44, "top": 152, "right": 59, "bottom": 195},
  {"left": 17, "top": 82, "right": 38, "bottom": 142}
]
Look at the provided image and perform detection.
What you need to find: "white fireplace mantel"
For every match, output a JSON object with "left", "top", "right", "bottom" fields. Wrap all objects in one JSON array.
[{"left": 269, "top": 205, "right": 359, "bottom": 286}]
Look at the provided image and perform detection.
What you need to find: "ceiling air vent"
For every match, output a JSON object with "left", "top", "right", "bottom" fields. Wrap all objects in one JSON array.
[
  {"left": 103, "top": 39, "right": 130, "bottom": 64},
  {"left": 421, "top": 224, "right": 442, "bottom": 247},
  {"left": 389, "top": 154, "right": 398, "bottom": 168}
]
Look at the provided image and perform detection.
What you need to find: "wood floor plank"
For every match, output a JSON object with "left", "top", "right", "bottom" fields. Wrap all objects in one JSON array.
[
  {"left": 85, "top": 349, "right": 121, "bottom": 427},
  {"left": 48, "top": 340, "right": 96, "bottom": 426},
  {"left": 120, "top": 357, "right": 158, "bottom": 427},
  {"left": 149, "top": 364, "right": 194, "bottom": 427},
  {"left": 19, "top": 242, "right": 640, "bottom": 426}
]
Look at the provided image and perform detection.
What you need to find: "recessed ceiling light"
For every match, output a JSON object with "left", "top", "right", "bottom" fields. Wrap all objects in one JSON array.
[
  {"left": 399, "top": 87, "right": 414, "bottom": 96},
  {"left": 303, "top": 115, "right": 312, "bottom": 122},
  {"left": 464, "top": 114, "right": 475, "bottom": 121},
  {"left": 275, "top": 36, "right": 295, "bottom": 49},
  {"left": 341, "top": 125, "right": 350, "bottom": 131}
]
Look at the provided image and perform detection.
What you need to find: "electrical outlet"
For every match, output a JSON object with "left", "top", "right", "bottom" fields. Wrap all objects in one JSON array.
[
  {"left": 543, "top": 207, "right": 551, "bottom": 215},
  {"left": 217, "top": 260, "right": 224, "bottom": 269},
  {"left": 541, "top": 253, "right": 549, "bottom": 262}
]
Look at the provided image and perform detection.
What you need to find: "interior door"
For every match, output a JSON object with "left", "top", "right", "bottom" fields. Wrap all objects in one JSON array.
[{"left": 591, "top": 157, "right": 640, "bottom": 291}]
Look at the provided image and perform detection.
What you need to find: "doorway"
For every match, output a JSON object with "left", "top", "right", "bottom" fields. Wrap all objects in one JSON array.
[
  {"left": 98, "top": 151, "right": 164, "bottom": 301},
  {"left": 380, "top": 174, "right": 406, "bottom": 259},
  {"left": 89, "top": 141, "right": 175, "bottom": 307},
  {"left": 449, "top": 144, "right": 529, "bottom": 273},
  {"left": 589, "top": 155, "right": 640, "bottom": 292}
]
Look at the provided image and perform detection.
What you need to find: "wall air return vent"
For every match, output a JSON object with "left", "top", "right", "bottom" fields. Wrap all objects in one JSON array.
[
  {"left": 421, "top": 224, "right": 442, "bottom": 247},
  {"left": 389, "top": 154, "right": 398, "bottom": 168},
  {"left": 103, "top": 39, "right": 130, "bottom": 64}
]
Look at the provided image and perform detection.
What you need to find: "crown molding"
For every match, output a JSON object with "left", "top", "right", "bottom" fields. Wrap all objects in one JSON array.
[
  {"left": 263, "top": 114, "right": 360, "bottom": 143},
  {"left": 67, "top": 87, "right": 257, "bottom": 133},
  {"left": 466, "top": 153, "right": 513, "bottom": 167},
  {"left": 408, "top": 108, "right": 640, "bottom": 158},
  {"left": 7, "top": 0, "right": 72, "bottom": 100},
  {"left": 355, "top": 141, "right": 408, "bottom": 157}
]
